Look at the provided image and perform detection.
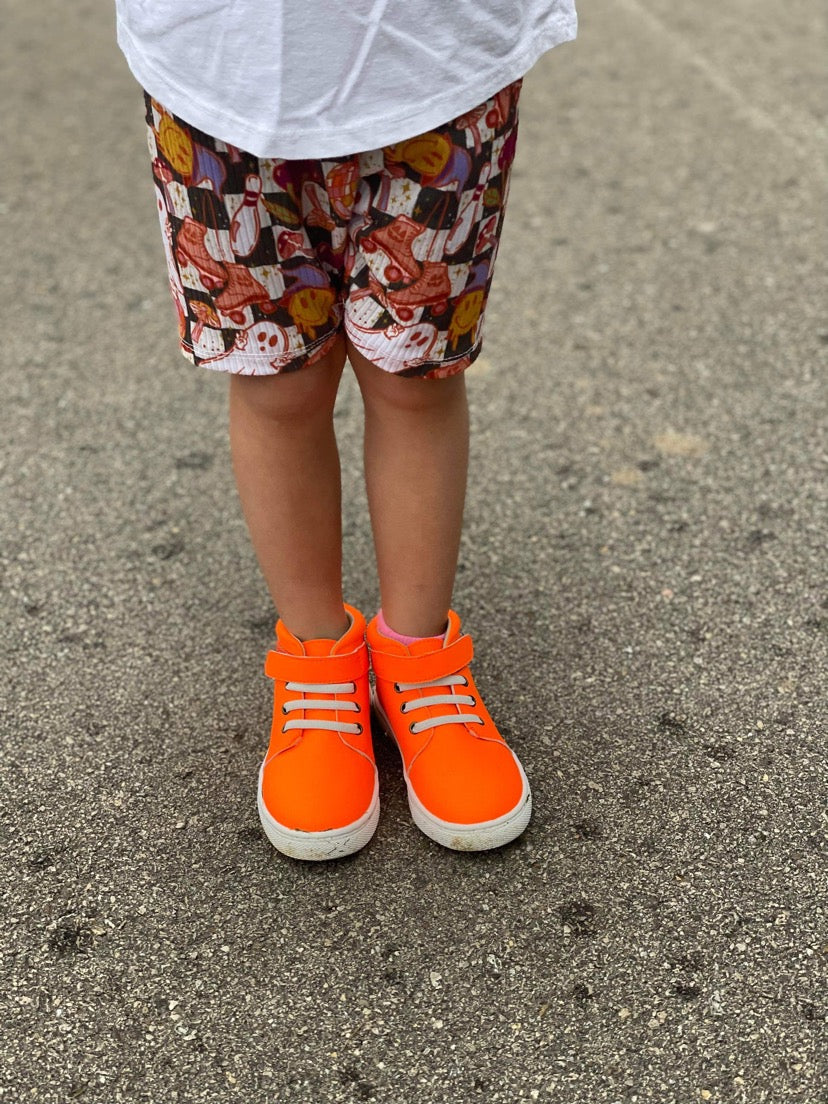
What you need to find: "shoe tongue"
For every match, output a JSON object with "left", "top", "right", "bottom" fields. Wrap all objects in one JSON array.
[
  {"left": 382, "top": 611, "right": 463, "bottom": 655},
  {"left": 406, "top": 615, "right": 463, "bottom": 655},
  {"left": 407, "top": 635, "right": 446, "bottom": 656},
  {"left": 302, "top": 638, "right": 339, "bottom": 657}
]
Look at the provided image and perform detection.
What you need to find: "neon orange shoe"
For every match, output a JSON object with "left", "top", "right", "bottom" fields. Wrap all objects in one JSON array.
[
  {"left": 366, "top": 611, "right": 531, "bottom": 851},
  {"left": 258, "top": 605, "right": 379, "bottom": 861}
]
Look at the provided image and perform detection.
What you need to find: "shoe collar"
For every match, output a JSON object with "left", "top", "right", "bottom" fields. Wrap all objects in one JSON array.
[{"left": 274, "top": 604, "right": 366, "bottom": 658}]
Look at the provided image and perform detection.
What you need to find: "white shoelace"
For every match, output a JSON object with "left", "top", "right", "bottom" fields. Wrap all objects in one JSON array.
[
  {"left": 282, "top": 681, "right": 363, "bottom": 735},
  {"left": 395, "top": 674, "right": 483, "bottom": 734}
]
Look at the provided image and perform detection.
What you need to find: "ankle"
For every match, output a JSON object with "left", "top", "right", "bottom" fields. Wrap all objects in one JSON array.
[{"left": 279, "top": 610, "right": 351, "bottom": 642}]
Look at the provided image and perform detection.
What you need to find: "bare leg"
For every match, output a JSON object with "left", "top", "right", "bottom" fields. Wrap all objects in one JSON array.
[
  {"left": 228, "top": 336, "right": 350, "bottom": 641},
  {"left": 347, "top": 342, "right": 469, "bottom": 638}
]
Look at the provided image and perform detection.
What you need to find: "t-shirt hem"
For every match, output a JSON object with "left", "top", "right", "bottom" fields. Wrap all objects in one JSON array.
[{"left": 118, "top": 13, "right": 577, "bottom": 159}]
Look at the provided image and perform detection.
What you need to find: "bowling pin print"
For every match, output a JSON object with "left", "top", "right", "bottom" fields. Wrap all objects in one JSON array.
[
  {"left": 445, "top": 163, "right": 491, "bottom": 256},
  {"left": 230, "top": 174, "right": 263, "bottom": 257}
]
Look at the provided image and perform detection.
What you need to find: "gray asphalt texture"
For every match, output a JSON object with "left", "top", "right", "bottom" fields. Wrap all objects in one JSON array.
[{"left": 2, "top": 1, "right": 826, "bottom": 1102}]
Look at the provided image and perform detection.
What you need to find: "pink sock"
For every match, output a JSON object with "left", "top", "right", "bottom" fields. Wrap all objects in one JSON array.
[{"left": 376, "top": 609, "right": 445, "bottom": 646}]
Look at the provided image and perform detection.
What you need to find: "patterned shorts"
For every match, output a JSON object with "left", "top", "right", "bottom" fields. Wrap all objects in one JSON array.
[{"left": 143, "top": 81, "right": 522, "bottom": 378}]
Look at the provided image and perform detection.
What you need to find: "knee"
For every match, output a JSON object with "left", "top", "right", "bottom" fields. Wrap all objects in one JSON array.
[
  {"left": 349, "top": 344, "right": 465, "bottom": 416},
  {"left": 230, "top": 340, "right": 345, "bottom": 424}
]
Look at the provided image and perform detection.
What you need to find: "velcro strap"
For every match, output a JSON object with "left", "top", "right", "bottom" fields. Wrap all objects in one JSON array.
[
  {"left": 264, "top": 647, "right": 369, "bottom": 684},
  {"left": 368, "top": 634, "right": 473, "bottom": 684}
]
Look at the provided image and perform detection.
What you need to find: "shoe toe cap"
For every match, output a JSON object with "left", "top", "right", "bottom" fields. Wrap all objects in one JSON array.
[
  {"left": 408, "top": 737, "right": 526, "bottom": 826},
  {"left": 261, "top": 739, "right": 376, "bottom": 833}
]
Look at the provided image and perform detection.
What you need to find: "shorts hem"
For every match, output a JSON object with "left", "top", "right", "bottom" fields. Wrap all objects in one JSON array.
[
  {"left": 178, "top": 329, "right": 342, "bottom": 375},
  {"left": 413, "top": 341, "right": 482, "bottom": 379},
  {"left": 343, "top": 321, "right": 484, "bottom": 379}
]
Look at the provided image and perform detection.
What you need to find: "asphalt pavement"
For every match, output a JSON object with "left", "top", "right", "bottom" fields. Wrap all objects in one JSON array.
[{"left": 1, "top": 1, "right": 826, "bottom": 1102}]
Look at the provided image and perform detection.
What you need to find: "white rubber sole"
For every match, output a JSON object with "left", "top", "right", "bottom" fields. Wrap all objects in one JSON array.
[
  {"left": 371, "top": 693, "right": 532, "bottom": 852},
  {"left": 257, "top": 763, "right": 380, "bottom": 861}
]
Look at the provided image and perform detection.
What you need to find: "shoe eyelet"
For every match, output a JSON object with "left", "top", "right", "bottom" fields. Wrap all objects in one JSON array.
[
  {"left": 281, "top": 704, "right": 288, "bottom": 715},
  {"left": 393, "top": 682, "right": 401, "bottom": 694},
  {"left": 354, "top": 723, "right": 363, "bottom": 735},
  {"left": 400, "top": 703, "right": 408, "bottom": 715},
  {"left": 408, "top": 722, "right": 417, "bottom": 733}
]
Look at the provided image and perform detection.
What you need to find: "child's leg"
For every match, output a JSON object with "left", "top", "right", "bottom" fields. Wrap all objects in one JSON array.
[
  {"left": 228, "top": 336, "right": 350, "bottom": 642},
  {"left": 141, "top": 95, "right": 380, "bottom": 859},
  {"left": 230, "top": 338, "right": 381, "bottom": 861},
  {"left": 347, "top": 344, "right": 468, "bottom": 639},
  {"left": 338, "top": 81, "right": 523, "bottom": 640}
]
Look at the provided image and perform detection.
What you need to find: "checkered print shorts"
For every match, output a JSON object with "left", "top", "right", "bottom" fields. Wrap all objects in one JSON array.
[{"left": 144, "top": 81, "right": 521, "bottom": 378}]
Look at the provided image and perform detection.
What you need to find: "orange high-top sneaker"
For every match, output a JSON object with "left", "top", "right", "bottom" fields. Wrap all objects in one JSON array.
[
  {"left": 258, "top": 605, "right": 378, "bottom": 861},
  {"left": 366, "top": 611, "right": 531, "bottom": 851}
]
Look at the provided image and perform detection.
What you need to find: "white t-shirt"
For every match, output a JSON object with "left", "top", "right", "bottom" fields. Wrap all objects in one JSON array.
[{"left": 116, "top": 1, "right": 577, "bottom": 159}]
